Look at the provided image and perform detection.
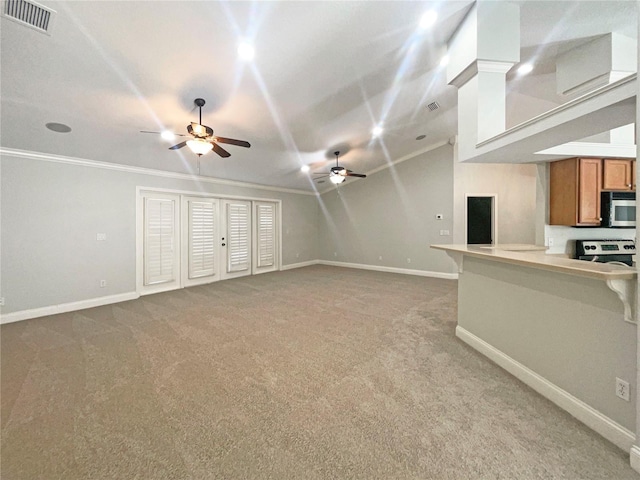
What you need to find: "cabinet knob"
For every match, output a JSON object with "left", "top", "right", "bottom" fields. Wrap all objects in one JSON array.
[{"left": 628, "top": 184, "right": 633, "bottom": 188}]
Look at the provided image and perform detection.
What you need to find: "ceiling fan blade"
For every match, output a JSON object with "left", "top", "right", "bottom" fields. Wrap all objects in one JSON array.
[
  {"left": 346, "top": 173, "right": 367, "bottom": 178},
  {"left": 315, "top": 175, "right": 329, "bottom": 181},
  {"left": 215, "top": 137, "right": 251, "bottom": 148},
  {"left": 140, "top": 130, "right": 189, "bottom": 137},
  {"left": 168, "top": 141, "right": 188, "bottom": 150},
  {"left": 211, "top": 142, "right": 231, "bottom": 158}
]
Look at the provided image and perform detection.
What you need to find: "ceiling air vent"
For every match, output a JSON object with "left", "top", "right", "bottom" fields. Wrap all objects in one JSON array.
[
  {"left": 2, "top": 0, "right": 56, "bottom": 35},
  {"left": 426, "top": 101, "right": 440, "bottom": 112}
]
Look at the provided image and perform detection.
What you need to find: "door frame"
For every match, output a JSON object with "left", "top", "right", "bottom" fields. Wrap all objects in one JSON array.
[
  {"left": 464, "top": 193, "right": 498, "bottom": 245},
  {"left": 136, "top": 187, "right": 282, "bottom": 296}
]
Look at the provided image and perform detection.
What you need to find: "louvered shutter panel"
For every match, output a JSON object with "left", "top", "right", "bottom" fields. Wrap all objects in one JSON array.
[
  {"left": 188, "top": 200, "right": 216, "bottom": 279},
  {"left": 144, "top": 197, "right": 176, "bottom": 285},
  {"left": 256, "top": 203, "right": 275, "bottom": 268},
  {"left": 227, "top": 202, "right": 250, "bottom": 273}
]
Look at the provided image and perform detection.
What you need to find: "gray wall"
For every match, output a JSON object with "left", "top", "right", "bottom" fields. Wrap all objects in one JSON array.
[
  {"left": 459, "top": 256, "right": 636, "bottom": 432},
  {"left": 317, "top": 144, "right": 456, "bottom": 274},
  {"left": 453, "top": 151, "right": 538, "bottom": 246},
  {"left": 1, "top": 154, "right": 319, "bottom": 314}
]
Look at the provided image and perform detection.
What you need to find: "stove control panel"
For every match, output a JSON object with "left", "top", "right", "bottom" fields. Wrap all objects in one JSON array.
[{"left": 575, "top": 239, "right": 636, "bottom": 257}]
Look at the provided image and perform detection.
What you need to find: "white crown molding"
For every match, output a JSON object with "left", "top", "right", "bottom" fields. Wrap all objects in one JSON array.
[
  {"left": 477, "top": 60, "right": 515, "bottom": 74},
  {"left": 456, "top": 326, "right": 636, "bottom": 452},
  {"left": 0, "top": 147, "right": 317, "bottom": 196},
  {"left": 447, "top": 60, "right": 514, "bottom": 88},
  {"left": 535, "top": 141, "right": 636, "bottom": 158},
  {"left": 318, "top": 140, "right": 451, "bottom": 196},
  {"left": 0, "top": 292, "right": 139, "bottom": 324},
  {"left": 476, "top": 73, "right": 637, "bottom": 150}
]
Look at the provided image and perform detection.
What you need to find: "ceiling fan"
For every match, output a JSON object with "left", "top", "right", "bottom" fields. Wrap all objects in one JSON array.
[
  {"left": 141, "top": 98, "right": 251, "bottom": 159},
  {"left": 314, "top": 151, "right": 367, "bottom": 184}
]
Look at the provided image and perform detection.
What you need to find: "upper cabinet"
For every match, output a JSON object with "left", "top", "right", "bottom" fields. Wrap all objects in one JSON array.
[
  {"left": 549, "top": 157, "right": 636, "bottom": 227},
  {"left": 602, "top": 158, "right": 635, "bottom": 191},
  {"left": 550, "top": 158, "right": 602, "bottom": 226}
]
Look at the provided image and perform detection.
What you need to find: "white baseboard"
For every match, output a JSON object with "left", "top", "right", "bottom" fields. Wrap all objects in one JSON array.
[
  {"left": 318, "top": 260, "right": 458, "bottom": 280},
  {"left": 456, "top": 326, "right": 636, "bottom": 452},
  {"left": 630, "top": 445, "right": 640, "bottom": 473},
  {"left": 281, "top": 260, "right": 320, "bottom": 271},
  {"left": 0, "top": 262, "right": 455, "bottom": 324},
  {"left": 0, "top": 292, "right": 139, "bottom": 324}
]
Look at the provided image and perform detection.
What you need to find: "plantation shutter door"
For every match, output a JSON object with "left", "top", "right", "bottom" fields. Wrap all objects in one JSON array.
[
  {"left": 188, "top": 199, "right": 216, "bottom": 279},
  {"left": 254, "top": 202, "right": 278, "bottom": 273},
  {"left": 227, "top": 202, "right": 251, "bottom": 273},
  {"left": 144, "top": 197, "right": 177, "bottom": 285}
]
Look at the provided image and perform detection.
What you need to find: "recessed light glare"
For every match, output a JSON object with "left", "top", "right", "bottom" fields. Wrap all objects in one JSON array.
[
  {"left": 300, "top": 165, "right": 310, "bottom": 173},
  {"left": 517, "top": 63, "right": 533, "bottom": 75},
  {"left": 420, "top": 10, "right": 438, "bottom": 29},
  {"left": 161, "top": 130, "right": 176, "bottom": 141},
  {"left": 372, "top": 125, "right": 384, "bottom": 137},
  {"left": 440, "top": 54, "right": 449, "bottom": 67},
  {"left": 238, "top": 42, "right": 255, "bottom": 61}
]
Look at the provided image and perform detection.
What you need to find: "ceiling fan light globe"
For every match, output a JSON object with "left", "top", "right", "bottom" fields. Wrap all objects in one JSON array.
[{"left": 187, "top": 139, "right": 213, "bottom": 155}]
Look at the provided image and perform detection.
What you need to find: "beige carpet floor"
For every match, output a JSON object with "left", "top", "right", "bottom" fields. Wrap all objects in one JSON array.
[{"left": 1, "top": 265, "right": 638, "bottom": 479}]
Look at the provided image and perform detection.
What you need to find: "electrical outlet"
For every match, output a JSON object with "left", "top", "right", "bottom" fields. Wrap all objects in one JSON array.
[
  {"left": 378, "top": 256, "right": 383, "bottom": 260},
  {"left": 334, "top": 252, "right": 337, "bottom": 257},
  {"left": 0, "top": 297, "right": 4, "bottom": 306},
  {"left": 616, "top": 377, "right": 630, "bottom": 401},
  {"left": 100, "top": 280, "right": 107, "bottom": 288},
  {"left": 439, "top": 230, "right": 450, "bottom": 236},
  {"left": 547, "top": 238, "right": 554, "bottom": 247},
  {"left": 296, "top": 253, "right": 300, "bottom": 258},
  {"left": 96, "top": 233, "right": 106, "bottom": 241},
  {"left": 407, "top": 258, "right": 411, "bottom": 264}
]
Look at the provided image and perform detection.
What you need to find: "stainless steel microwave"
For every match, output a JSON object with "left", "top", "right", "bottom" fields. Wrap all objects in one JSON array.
[{"left": 601, "top": 191, "right": 636, "bottom": 228}]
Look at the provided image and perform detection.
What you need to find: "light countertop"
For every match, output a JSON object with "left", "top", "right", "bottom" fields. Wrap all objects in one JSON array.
[{"left": 431, "top": 244, "right": 637, "bottom": 281}]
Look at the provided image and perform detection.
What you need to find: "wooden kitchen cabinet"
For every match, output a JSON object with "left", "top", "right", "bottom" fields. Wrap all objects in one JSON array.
[
  {"left": 549, "top": 157, "right": 602, "bottom": 226},
  {"left": 602, "top": 158, "right": 634, "bottom": 191}
]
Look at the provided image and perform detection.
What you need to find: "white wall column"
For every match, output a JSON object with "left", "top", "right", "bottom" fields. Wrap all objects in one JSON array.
[{"left": 446, "top": 1, "right": 520, "bottom": 162}]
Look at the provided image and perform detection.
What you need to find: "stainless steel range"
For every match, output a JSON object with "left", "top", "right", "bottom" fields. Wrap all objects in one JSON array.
[{"left": 574, "top": 239, "right": 636, "bottom": 266}]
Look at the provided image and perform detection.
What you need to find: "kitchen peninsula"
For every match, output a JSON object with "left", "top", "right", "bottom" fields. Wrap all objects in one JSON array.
[{"left": 432, "top": 244, "right": 637, "bottom": 452}]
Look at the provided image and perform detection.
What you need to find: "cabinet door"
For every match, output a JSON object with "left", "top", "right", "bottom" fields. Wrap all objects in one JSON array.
[
  {"left": 577, "top": 158, "right": 602, "bottom": 225},
  {"left": 549, "top": 158, "right": 579, "bottom": 226},
  {"left": 603, "top": 159, "right": 633, "bottom": 191}
]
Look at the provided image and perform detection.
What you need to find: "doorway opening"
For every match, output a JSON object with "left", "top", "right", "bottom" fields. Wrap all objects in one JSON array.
[{"left": 466, "top": 195, "right": 497, "bottom": 245}]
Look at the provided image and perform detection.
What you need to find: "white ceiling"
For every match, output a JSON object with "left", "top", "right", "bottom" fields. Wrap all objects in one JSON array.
[{"left": 1, "top": 1, "right": 637, "bottom": 192}]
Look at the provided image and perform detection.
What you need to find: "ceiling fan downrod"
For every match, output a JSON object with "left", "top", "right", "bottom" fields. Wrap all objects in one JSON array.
[{"left": 194, "top": 98, "right": 205, "bottom": 126}]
